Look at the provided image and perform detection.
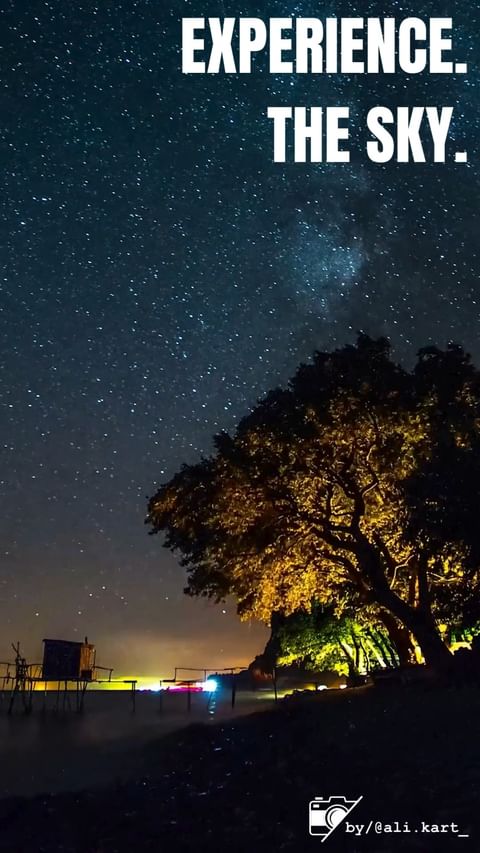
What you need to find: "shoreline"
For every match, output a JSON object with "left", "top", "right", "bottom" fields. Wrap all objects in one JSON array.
[
  {"left": 0, "top": 685, "right": 479, "bottom": 851},
  {"left": 0, "top": 687, "right": 276, "bottom": 799}
]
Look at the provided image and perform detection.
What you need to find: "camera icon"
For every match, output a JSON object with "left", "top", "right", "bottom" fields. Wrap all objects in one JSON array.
[{"left": 309, "top": 795, "right": 363, "bottom": 841}]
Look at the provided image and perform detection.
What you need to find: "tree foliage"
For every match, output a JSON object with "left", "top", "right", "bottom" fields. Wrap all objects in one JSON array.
[
  {"left": 146, "top": 336, "right": 480, "bottom": 669},
  {"left": 276, "top": 605, "right": 399, "bottom": 677}
]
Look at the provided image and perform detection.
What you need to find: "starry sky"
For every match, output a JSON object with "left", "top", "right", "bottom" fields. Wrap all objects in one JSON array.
[{"left": 0, "top": 1, "right": 478, "bottom": 677}]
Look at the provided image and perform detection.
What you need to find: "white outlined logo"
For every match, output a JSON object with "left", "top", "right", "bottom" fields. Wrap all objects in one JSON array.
[{"left": 309, "top": 796, "right": 363, "bottom": 841}]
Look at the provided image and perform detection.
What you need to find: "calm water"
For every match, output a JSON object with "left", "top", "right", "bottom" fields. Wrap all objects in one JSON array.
[{"left": 0, "top": 688, "right": 275, "bottom": 798}]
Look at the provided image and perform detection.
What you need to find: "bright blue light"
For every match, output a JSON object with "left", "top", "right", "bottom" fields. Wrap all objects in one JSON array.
[{"left": 203, "top": 678, "right": 218, "bottom": 692}]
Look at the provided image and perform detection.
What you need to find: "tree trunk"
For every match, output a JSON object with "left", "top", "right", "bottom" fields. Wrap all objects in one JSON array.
[
  {"left": 339, "top": 642, "right": 357, "bottom": 676},
  {"left": 378, "top": 611, "right": 414, "bottom": 666},
  {"left": 356, "top": 541, "right": 452, "bottom": 671},
  {"left": 407, "top": 613, "right": 452, "bottom": 669},
  {"left": 377, "top": 589, "right": 452, "bottom": 670},
  {"left": 351, "top": 633, "right": 362, "bottom": 672},
  {"left": 366, "top": 628, "right": 397, "bottom": 668},
  {"left": 358, "top": 638, "right": 370, "bottom": 672}
]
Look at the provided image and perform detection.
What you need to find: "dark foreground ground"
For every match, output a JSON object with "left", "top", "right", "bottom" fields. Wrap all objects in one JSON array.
[{"left": 0, "top": 684, "right": 479, "bottom": 853}]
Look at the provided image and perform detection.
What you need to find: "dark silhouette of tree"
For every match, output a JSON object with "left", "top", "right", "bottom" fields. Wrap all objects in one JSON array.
[
  {"left": 405, "top": 345, "right": 480, "bottom": 631},
  {"left": 146, "top": 336, "right": 480, "bottom": 671}
]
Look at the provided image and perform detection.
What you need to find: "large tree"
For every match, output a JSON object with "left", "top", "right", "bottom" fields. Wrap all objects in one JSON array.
[{"left": 146, "top": 336, "right": 480, "bottom": 670}]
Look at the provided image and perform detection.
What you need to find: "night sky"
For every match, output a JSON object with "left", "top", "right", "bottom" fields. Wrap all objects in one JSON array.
[{"left": 1, "top": 1, "right": 478, "bottom": 677}]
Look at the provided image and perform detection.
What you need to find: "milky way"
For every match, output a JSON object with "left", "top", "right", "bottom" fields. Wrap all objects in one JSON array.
[{"left": 0, "top": 0, "right": 478, "bottom": 674}]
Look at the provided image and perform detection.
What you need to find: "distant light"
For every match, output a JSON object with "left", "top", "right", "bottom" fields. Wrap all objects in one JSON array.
[
  {"left": 202, "top": 679, "right": 218, "bottom": 693},
  {"left": 137, "top": 681, "right": 161, "bottom": 693},
  {"left": 316, "top": 685, "right": 328, "bottom": 691},
  {"left": 339, "top": 684, "right": 347, "bottom": 690}
]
